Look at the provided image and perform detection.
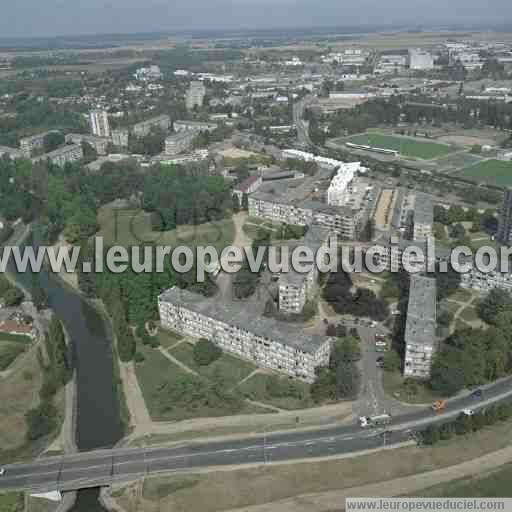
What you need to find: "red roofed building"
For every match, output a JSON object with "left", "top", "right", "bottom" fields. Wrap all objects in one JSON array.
[
  {"left": 0, "top": 320, "right": 36, "bottom": 339},
  {"left": 233, "top": 175, "right": 262, "bottom": 202}
]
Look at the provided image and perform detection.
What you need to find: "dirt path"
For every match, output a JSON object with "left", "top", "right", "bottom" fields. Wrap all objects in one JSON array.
[
  {"left": 449, "top": 294, "right": 479, "bottom": 334},
  {"left": 232, "top": 369, "right": 262, "bottom": 391},
  {"left": 158, "top": 347, "right": 200, "bottom": 376},
  {"left": 223, "top": 444, "right": 512, "bottom": 512},
  {"left": 217, "top": 212, "right": 252, "bottom": 302}
]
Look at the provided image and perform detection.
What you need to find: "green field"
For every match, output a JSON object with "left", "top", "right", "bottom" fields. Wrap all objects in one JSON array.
[
  {"left": 170, "top": 342, "right": 257, "bottom": 389},
  {"left": 97, "top": 206, "right": 235, "bottom": 254},
  {"left": 416, "top": 463, "right": 512, "bottom": 497},
  {"left": 239, "top": 372, "right": 313, "bottom": 410},
  {"left": 0, "top": 334, "right": 31, "bottom": 371},
  {"left": 135, "top": 345, "right": 268, "bottom": 422},
  {"left": 0, "top": 492, "right": 23, "bottom": 511},
  {"left": 344, "top": 133, "right": 457, "bottom": 159},
  {"left": 458, "top": 159, "right": 512, "bottom": 187}
]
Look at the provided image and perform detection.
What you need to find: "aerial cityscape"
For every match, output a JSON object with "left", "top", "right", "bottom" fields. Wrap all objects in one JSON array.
[{"left": 1, "top": 2, "right": 512, "bottom": 511}]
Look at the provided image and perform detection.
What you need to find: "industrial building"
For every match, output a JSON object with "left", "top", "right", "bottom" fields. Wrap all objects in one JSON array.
[
  {"left": 158, "top": 287, "right": 332, "bottom": 381},
  {"left": 403, "top": 275, "right": 437, "bottom": 379},
  {"left": 88, "top": 110, "right": 111, "bottom": 138}
]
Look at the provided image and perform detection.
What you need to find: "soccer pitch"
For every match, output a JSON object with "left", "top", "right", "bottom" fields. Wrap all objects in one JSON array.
[
  {"left": 344, "top": 133, "right": 457, "bottom": 159},
  {"left": 458, "top": 159, "right": 512, "bottom": 187}
]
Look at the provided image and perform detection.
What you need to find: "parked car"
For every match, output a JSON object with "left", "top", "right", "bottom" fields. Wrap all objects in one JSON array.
[{"left": 470, "top": 389, "right": 483, "bottom": 399}]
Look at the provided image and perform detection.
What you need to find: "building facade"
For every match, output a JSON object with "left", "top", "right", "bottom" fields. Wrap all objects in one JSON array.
[
  {"left": 88, "top": 110, "right": 111, "bottom": 138},
  {"left": 164, "top": 131, "right": 197, "bottom": 156},
  {"left": 132, "top": 115, "right": 171, "bottom": 137},
  {"left": 403, "top": 275, "right": 437, "bottom": 379},
  {"left": 497, "top": 189, "right": 512, "bottom": 245},
  {"left": 31, "top": 144, "right": 83, "bottom": 167},
  {"left": 174, "top": 120, "right": 218, "bottom": 133},
  {"left": 20, "top": 131, "right": 60, "bottom": 157},
  {"left": 65, "top": 134, "right": 110, "bottom": 155},
  {"left": 186, "top": 81, "right": 206, "bottom": 111},
  {"left": 112, "top": 129, "right": 130, "bottom": 148},
  {"left": 158, "top": 287, "right": 332, "bottom": 381}
]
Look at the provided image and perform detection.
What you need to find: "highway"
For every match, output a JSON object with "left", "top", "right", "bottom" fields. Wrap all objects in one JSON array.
[{"left": 2, "top": 375, "right": 512, "bottom": 493}]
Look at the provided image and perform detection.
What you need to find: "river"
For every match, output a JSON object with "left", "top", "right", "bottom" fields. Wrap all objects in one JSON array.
[{"left": 9, "top": 236, "right": 123, "bottom": 511}]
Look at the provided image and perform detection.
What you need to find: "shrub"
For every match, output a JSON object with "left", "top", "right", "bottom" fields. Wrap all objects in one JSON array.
[{"left": 193, "top": 339, "right": 222, "bottom": 366}]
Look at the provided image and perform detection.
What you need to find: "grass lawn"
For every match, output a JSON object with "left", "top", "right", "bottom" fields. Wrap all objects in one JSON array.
[
  {"left": 238, "top": 372, "right": 313, "bottom": 410},
  {"left": 0, "top": 333, "right": 32, "bottom": 344},
  {"left": 446, "top": 288, "right": 474, "bottom": 303},
  {"left": 459, "top": 306, "right": 480, "bottom": 323},
  {"left": 96, "top": 206, "right": 235, "bottom": 254},
  {"left": 0, "top": 342, "right": 26, "bottom": 371},
  {"left": 157, "top": 329, "right": 182, "bottom": 349},
  {"left": 439, "top": 300, "right": 461, "bottom": 317},
  {"left": 169, "top": 342, "right": 257, "bottom": 389},
  {"left": 134, "top": 345, "right": 268, "bottom": 422},
  {"left": 415, "top": 462, "right": 512, "bottom": 497},
  {"left": 344, "top": 133, "right": 457, "bottom": 159},
  {"left": 382, "top": 370, "right": 444, "bottom": 405},
  {"left": 0, "top": 492, "right": 24, "bottom": 511},
  {"left": 458, "top": 159, "right": 512, "bottom": 187}
]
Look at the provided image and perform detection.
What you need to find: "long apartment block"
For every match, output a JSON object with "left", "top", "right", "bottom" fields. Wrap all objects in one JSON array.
[
  {"left": 403, "top": 275, "right": 437, "bottom": 379},
  {"left": 248, "top": 193, "right": 365, "bottom": 240},
  {"left": 158, "top": 287, "right": 332, "bottom": 382}
]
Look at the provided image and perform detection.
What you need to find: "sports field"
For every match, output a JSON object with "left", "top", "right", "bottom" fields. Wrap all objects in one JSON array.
[
  {"left": 344, "top": 133, "right": 457, "bottom": 159},
  {"left": 457, "top": 159, "right": 512, "bottom": 187}
]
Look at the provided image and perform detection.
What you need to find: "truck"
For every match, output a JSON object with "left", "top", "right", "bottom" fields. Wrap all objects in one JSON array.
[
  {"left": 359, "top": 414, "right": 392, "bottom": 428},
  {"left": 432, "top": 400, "right": 447, "bottom": 412}
]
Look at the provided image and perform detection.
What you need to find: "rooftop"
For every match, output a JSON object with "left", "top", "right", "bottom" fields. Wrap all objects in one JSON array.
[
  {"left": 404, "top": 275, "right": 436, "bottom": 348},
  {"left": 414, "top": 192, "right": 434, "bottom": 227},
  {"left": 159, "top": 286, "right": 331, "bottom": 354}
]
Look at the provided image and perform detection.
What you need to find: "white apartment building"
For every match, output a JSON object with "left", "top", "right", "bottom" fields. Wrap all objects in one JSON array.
[
  {"left": 403, "top": 275, "right": 437, "bottom": 379},
  {"left": 88, "top": 110, "right": 111, "bottom": 138},
  {"left": 412, "top": 192, "right": 434, "bottom": 241},
  {"left": 0, "top": 145, "right": 23, "bottom": 160},
  {"left": 132, "top": 115, "right": 171, "bottom": 137},
  {"left": 31, "top": 144, "right": 83, "bottom": 167},
  {"left": 164, "top": 131, "right": 197, "bottom": 156},
  {"left": 174, "top": 120, "right": 218, "bottom": 133},
  {"left": 158, "top": 287, "right": 332, "bottom": 381},
  {"left": 20, "top": 131, "right": 60, "bottom": 157},
  {"left": 327, "top": 162, "right": 366, "bottom": 207},
  {"left": 112, "top": 129, "right": 130, "bottom": 148},
  {"left": 65, "top": 134, "right": 110, "bottom": 155},
  {"left": 409, "top": 49, "right": 435, "bottom": 70},
  {"left": 278, "top": 228, "right": 329, "bottom": 314},
  {"left": 186, "top": 81, "right": 206, "bottom": 111}
]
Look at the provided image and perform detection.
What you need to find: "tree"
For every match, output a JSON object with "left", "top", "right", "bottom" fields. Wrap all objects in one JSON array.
[
  {"left": 3, "top": 287, "right": 24, "bottom": 307},
  {"left": 43, "top": 131, "right": 64, "bottom": 154},
  {"left": 430, "top": 345, "right": 466, "bottom": 395},
  {"left": 193, "top": 339, "right": 222, "bottom": 366},
  {"left": 25, "top": 401, "right": 58, "bottom": 440},
  {"left": 383, "top": 350, "right": 401, "bottom": 372},
  {"left": 232, "top": 194, "right": 240, "bottom": 213},
  {"left": 478, "top": 289, "right": 512, "bottom": 325}
]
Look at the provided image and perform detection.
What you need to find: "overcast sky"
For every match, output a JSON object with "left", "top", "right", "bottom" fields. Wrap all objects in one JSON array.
[{"left": 3, "top": 0, "right": 512, "bottom": 38}]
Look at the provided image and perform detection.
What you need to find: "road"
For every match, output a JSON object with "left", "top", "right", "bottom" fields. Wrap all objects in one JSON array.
[
  {"left": 3, "top": 376, "right": 512, "bottom": 493},
  {"left": 293, "top": 97, "right": 313, "bottom": 147}
]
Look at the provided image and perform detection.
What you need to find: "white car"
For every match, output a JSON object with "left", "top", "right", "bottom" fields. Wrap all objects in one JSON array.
[
  {"left": 462, "top": 408, "right": 475, "bottom": 416},
  {"left": 0, "top": 468, "right": 5, "bottom": 476},
  {"left": 359, "top": 416, "right": 369, "bottom": 427}
]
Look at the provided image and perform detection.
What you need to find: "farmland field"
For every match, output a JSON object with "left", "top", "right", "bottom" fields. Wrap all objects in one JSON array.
[
  {"left": 343, "top": 133, "right": 458, "bottom": 159},
  {"left": 457, "top": 159, "right": 512, "bottom": 187}
]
